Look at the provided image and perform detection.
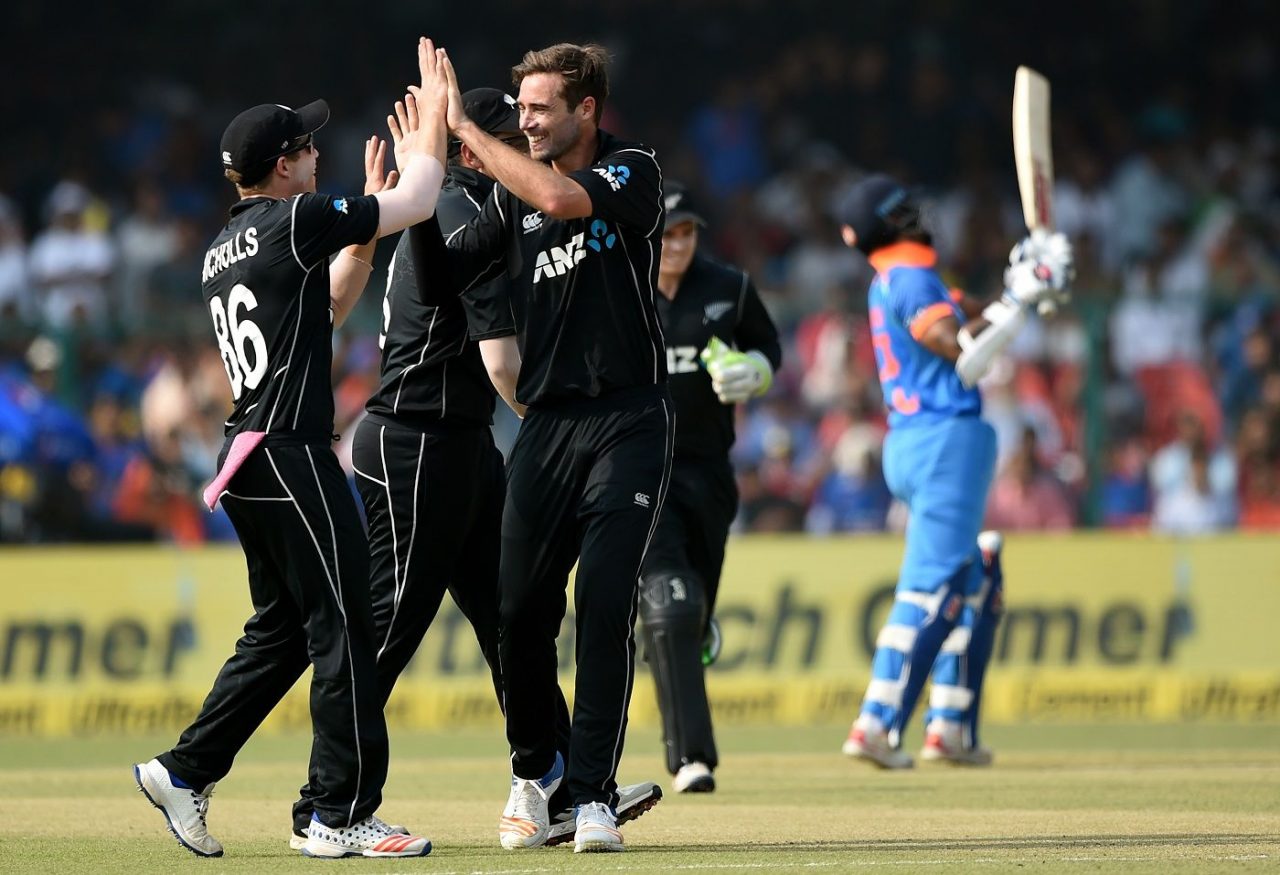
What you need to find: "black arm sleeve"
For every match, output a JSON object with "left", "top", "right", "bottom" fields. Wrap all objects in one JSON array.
[
  {"left": 441, "top": 186, "right": 510, "bottom": 296},
  {"left": 734, "top": 273, "right": 782, "bottom": 370}
]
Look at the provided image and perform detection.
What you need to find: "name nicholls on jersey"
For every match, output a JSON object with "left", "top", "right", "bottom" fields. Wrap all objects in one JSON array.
[{"left": 202, "top": 228, "right": 259, "bottom": 282}]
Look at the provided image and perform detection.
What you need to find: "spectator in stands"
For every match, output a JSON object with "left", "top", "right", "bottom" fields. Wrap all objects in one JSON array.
[
  {"left": 0, "top": 197, "right": 29, "bottom": 326},
  {"left": 1152, "top": 443, "right": 1237, "bottom": 535},
  {"left": 1100, "top": 438, "right": 1152, "bottom": 528},
  {"left": 27, "top": 182, "right": 115, "bottom": 330},
  {"left": 115, "top": 181, "right": 178, "bottom": 321},
  {"left": 805, "top": 425, "right": 890, "bottom": 533},
  {"left": 1150, "top": 411, "right": 1236, "bottom": 502},
  {"left": 985, "top": 427, "right": 1076, "bottom": 531}
]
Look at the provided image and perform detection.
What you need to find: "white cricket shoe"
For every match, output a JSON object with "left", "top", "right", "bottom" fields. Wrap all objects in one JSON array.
[
  {"left": 499, "top": 752, "right": 564, "bottom": 849},
  {"left": 545, "top": 780, "right": 662, "bottom": 846},
  {"left": 978, "top": 530, "right": 1003, "bottom": 562},
  {"left": 300, "top": 813, "right": 430, "bottom": 858},
  {"left": 132, "top": 758, "right": 223, "bottom": 857},
  {"left": 290, "top": 820, "right": 408, "bottom": 851},
  {"left": 842, "top": 719, "right": 913, "bottom": 769},
  {"left": 920, "top": 721, "right": 994, "bottom": 766},
  {"left": 573, "top": 801, "right": 624, "bottom": 853},
  {"left": 673, "top": 761, "right": 716, "bottom": 793}
]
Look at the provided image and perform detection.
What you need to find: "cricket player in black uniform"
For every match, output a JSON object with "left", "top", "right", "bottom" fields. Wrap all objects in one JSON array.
[
  {"left": 642, "top": 182, "right": 781, "bottom": 793},
  {"left": 288, "top": 87, "right": 582, "bottom": 847},
  {"left": 424, "top": 43, "right": 671, "bottom": 853},
  {"left": 133, "top": 39, "right": 451, "bottom": 860}
]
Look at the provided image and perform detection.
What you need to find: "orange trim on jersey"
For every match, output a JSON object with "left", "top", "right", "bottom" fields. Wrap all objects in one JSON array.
[
  {"left": 950, "top": 287, "right": 966, "bottom": 304},
  {"left": 909, "top": 301, "right": 956, "bottom": 341},
  {"left": 868, "top": 241, "right": 938, "bottom": 274}
]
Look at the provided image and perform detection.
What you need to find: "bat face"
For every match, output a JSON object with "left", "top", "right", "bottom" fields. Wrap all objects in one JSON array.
[{"left": 1013, "top": 65, "right": 1055, "bottom": 232}]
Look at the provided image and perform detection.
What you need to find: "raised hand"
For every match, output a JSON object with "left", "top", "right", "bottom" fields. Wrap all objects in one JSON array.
[
  {"left": 387, "top": 92, "right": 420, "bottom": 172},
  {"left": 362, "top": 136, "right": 398, "bottom": 195},
  {"left": 438, "top": 49, "right": 469, "bottom": 133}
]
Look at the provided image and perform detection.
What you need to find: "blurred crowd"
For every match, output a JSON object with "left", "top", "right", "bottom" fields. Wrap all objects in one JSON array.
[{"left": 2, "top": 2, "right": 1277, "bottom": 543}]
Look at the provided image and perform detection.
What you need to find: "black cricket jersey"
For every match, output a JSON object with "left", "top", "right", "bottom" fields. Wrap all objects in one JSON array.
[
  {"left": 443, "top": 131, "right": 667, "bottom": 407},
  {"left": 656, "top": 253, "right": 782, "bottom": 459},
  {"left": 366, "top": 167, "right": 515, "bottom": 428},
  {"left": 201, "top": 192, "right": 379, "bottom": 442}
]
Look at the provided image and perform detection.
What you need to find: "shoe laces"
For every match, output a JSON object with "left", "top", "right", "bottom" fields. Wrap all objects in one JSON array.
[
  {"left": 365, "top": 814, "right": 392, "bottom": 836},
  {"left": 189, "top": 787, "right": 213, "bottom": 827},
  {"left": 578, "top": 801, "right": 615, "bottom": 827},
  {"left": 510, "top": 777, "right": 551, "bottom": 822}
]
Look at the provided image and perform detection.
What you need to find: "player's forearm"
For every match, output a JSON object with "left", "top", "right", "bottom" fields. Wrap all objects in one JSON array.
[
  {"left": 374, "top": 116, "right": 448, "bottom": 238},
  {"left": 329, "top": 245, "right": 377, "bottom": 329},
  {"left": 479, "top": 336, "right": 526, "bottom": 417},
  {"left": 453, "top": 120, "right": 591, "bottom": 218}
]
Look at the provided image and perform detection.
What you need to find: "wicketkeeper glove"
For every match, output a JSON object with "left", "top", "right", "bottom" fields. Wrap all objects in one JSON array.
[{"left": 700, "top": 336, "right": 773, "bottom": 405}]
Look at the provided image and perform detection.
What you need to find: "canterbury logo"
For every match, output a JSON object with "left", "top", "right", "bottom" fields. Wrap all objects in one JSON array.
[
  {"left": 634, "top": 492, "right": 651, "bottom": 508},
  {"left": 522, "top": 211, "right": 543, "bottom": 234}
]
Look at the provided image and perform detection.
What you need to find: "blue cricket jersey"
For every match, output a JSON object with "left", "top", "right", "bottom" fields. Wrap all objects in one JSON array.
[{"left": 866, "top": 242, "right": 981, "bottom": 429}]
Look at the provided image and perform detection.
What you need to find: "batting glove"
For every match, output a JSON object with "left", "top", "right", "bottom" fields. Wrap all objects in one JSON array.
[{"left": 1008, "top": 229, "right": 1075, "bottom": 291}]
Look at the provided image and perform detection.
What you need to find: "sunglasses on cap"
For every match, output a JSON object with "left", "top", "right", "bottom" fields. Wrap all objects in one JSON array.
[{"left": 265, "top": 132, "right": 315, "bottom": 164}]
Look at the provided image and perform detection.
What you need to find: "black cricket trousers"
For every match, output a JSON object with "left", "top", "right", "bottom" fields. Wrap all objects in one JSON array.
[
  {"left": 500, "top": 385, "right": 673, "bottom": 807},
  {"left": 159, "top": 442, "right": 386, "bottom": 829},
  {"left": 292, "top": 414, "right": 572, "bottom": 831}
]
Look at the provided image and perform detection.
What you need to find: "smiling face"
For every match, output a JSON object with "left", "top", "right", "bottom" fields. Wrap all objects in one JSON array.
[
  {"left": 517, "top": 72, "right": 593, "bottom": 164},
  {"left": 660, "top": 220, "right": 699, "bottom": 278}
]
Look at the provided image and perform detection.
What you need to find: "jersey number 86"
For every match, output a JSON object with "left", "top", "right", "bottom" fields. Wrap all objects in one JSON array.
[{"left": 210, "top": 284, "right": 268, "bottom": 400}]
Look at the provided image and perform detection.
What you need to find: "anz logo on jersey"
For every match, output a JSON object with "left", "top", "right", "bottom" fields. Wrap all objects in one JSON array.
[
  {"left": 592, "top": 164, "right": 630, "bottom": 191},
  {"left": 531, "top": 220, "right": 617, "bottom": 283}
]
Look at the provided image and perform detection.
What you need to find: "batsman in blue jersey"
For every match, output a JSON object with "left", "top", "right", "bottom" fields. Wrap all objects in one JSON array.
[{"left": 835, "top": 175, "right": 1073, "bottom": 767}]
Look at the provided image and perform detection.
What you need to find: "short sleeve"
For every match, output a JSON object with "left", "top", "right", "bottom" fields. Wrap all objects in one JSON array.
[
  {"left": 289, "top": 192, "right": 379, "bottom": 268},
  {"left": 461, "top": 279, "right": 515, "bottom": 341},
  {"left": 568, "top": 147, "right": 663, "bottom": 235},
  {"left": 886, "top": 268, "right": 960, "bottom": 341}
]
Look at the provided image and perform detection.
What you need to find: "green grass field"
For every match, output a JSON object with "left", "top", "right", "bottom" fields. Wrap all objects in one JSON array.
[{"left": 1, "top": 723, "right": 1277, "bottom": 873}]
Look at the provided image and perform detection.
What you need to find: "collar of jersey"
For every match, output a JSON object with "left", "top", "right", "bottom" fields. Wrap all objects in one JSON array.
[
  {"left": 229, "top": 195, "right": 278, "bottom": 216},
  {"left": 868, "top": 241, "right": 938, "bottom": 274}
]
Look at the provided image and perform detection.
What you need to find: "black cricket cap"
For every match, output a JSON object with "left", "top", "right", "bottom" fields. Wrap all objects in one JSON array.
[
  {"left": 662, "top": 180, "right": 707, "bottom": 228},
  {"left": 834, "top": 173, "right": 918, "bottom": 254},
  {"left": 220, "top": 100, "right": 330, "bottom": 177},
  {"left": 464, "top": 88, "right": 521, "bottom": 135}
]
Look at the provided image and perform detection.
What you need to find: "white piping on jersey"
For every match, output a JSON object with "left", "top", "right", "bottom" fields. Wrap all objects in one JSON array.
[
  {"left": 351, "top": 465, "right": 386, "bottom": 487},
  {"left": 608, "top": 148, "right": 664, "bottom": 239},
  {"left": 378, "top": 426, "right": 402, "bottom": 638},
  {"left": 266, "top": 263, "right": 314, "bottom": 433},
  {"left": 615, "top": 233, "right": 666, "bottom": 383},
  {"left": 462, "top": 187, "right": 484, "bottom": 214},
  {"left": 267, "top": 446, "right": 363, "bottom": 824},
  {"left": 292, "top": 352, "right": 312, "bottom": 429},
  {"left": 218, "top": 491, "right": 292, "bottom": 502},
  {"left": 288, "top": 195, "right": 308, "bottom": 271},
  {"left": 447, "top": 222, "right": 505, "bottom": 295},
  {"left": 735, "top": 272, "right": 749, "bottom": 328},
  {"left": 393, "top": 308, "right": 438, "bottom": 413},
  {"left": 605, "top": 396, "right": 674, "bottom": 793}
]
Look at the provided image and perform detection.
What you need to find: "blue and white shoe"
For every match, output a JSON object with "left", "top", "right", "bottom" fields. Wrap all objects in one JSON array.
[
  {"left": 132, "top": 758, "right": 223, "bottom": 857},
  {"left": 499, "top": 752, "right": 564, "bottom": 849}
]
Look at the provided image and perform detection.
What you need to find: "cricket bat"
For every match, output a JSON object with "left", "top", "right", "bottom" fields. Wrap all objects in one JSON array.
[{"left": 1012, "top": 65, "right": 1058, "bottom": 315}]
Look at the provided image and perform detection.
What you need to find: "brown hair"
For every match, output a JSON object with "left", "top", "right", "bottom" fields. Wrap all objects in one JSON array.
[{"left": 512, "top": 43, "right": 610, "bottom": 122}]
